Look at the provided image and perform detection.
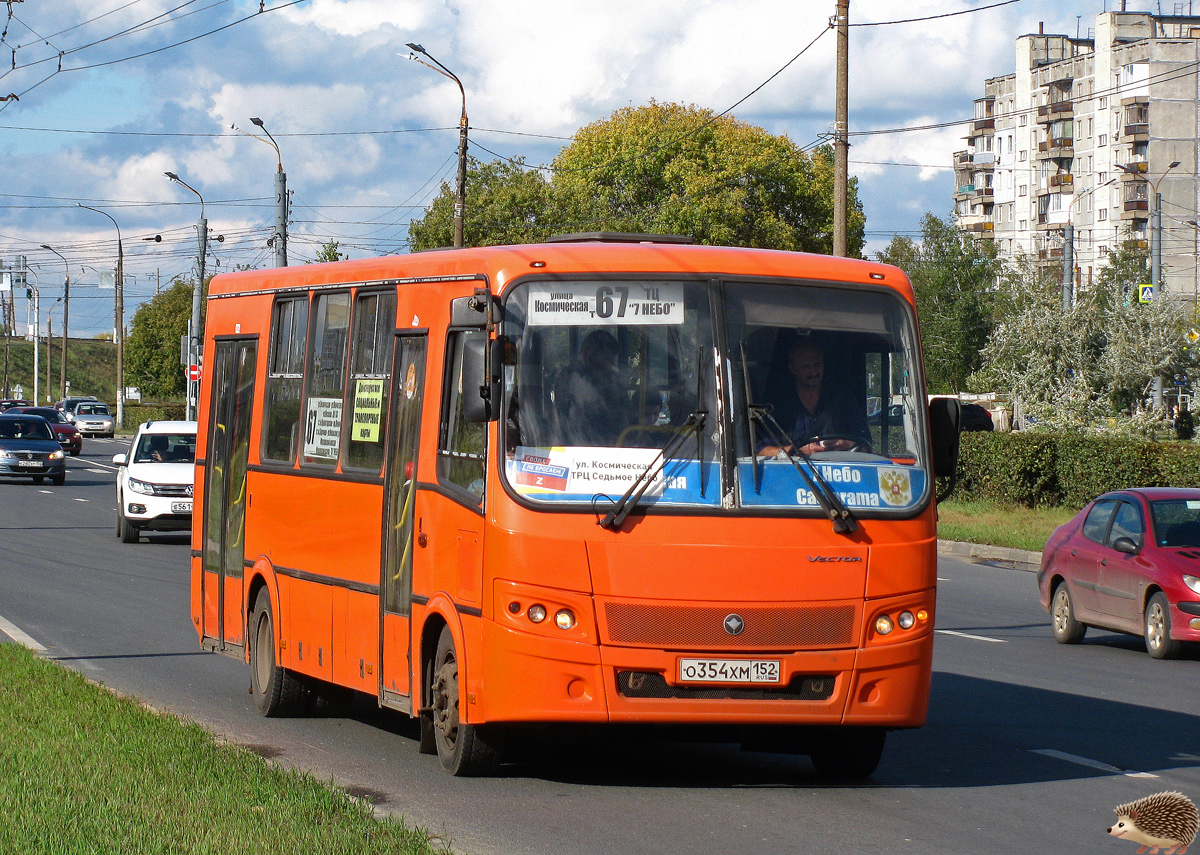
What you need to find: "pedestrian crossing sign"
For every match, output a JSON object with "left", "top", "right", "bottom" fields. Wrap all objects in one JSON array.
[{"left": 1139, "top": 283, "right": 1155, "bottom": 303}]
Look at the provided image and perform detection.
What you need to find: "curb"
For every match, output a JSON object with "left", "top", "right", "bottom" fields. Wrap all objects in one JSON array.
[{"left": 937, "top": 539, "right": 1041, "bottom": 571}]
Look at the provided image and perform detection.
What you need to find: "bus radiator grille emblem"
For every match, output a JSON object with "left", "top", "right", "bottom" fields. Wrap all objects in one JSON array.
[{"left": 724, "top": 614, "right": 745, "bottom": 635}]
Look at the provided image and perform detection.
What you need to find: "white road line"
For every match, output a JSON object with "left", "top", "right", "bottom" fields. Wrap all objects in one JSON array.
[
  {"left": 1031, "top": 748, "right": 1158, "bottom": 778},
  {"left": 73, "top": 497, "right": 88, "bottom": 502},
  {"left": 85, "top": 468, "right": 110, "bottom": 474},
  {"left": 935, "top": 629, "right": 1008, "bottom": 643},
  {"left": 0, "top": 614, "right": 47, "bottom": 653}
]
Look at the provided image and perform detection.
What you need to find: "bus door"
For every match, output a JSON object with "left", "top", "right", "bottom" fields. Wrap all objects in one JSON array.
[
  {"left": 379, "top": 333, "right": 426, "bottom": 707},
  {"left": 201, "top": 338, "right": 258, "bottom": 652}
]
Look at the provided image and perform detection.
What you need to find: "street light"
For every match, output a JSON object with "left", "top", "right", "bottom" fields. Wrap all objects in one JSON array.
[
  {"left": 40, "top": 243, "right": 69, "bottom": 400},
  {"left": 45, "top": 296, "right": 63, "bottom": 403},
  {"left": 78, "top": 204, "right": 126, "bottom": 430},
  {"left": 406, "top": 43, "right": 468, "bottom": 248},
  {"left": 232, "top": 117, "right": 288, "bottom": 267},
  {"left": 165, "top": 171, "right": 206, "bottom": 421},
  {"left": 1060, "top": 176, "right": 1118, "bottom": 311}
]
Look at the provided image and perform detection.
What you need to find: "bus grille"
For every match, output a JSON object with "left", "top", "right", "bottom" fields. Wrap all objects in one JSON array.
[
  {"left": 601, "top": 602, "right": 857, "bottom": 649},
  {"left": 616, "top": 671, "right": 836, "bottom": 701}
]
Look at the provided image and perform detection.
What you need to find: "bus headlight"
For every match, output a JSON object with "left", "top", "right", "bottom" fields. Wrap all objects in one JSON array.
[
  {"left": 554, "top": 609, "right": 576, "bottom": 630},
  {"left": 527, "top": 604, "right": 547, "bottom": 623},
  {"left": 897, "top": 610, "right": 916, "bottom": 630},
  {"left": 874, "top": 615, "right": 894, "bottom": 635}
]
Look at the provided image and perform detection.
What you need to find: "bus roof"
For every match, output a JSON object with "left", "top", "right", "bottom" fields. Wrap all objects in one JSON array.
[{"left": 207, "top": 239, "right": 913, "bottom": 305}]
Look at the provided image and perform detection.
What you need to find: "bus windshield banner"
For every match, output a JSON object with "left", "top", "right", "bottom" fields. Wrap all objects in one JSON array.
[
  {"left": 738, "top": 460, "right": 927, "bottom": 510},
  {"left": 526, "top": 283, "right": 685, "bottom": 326}
]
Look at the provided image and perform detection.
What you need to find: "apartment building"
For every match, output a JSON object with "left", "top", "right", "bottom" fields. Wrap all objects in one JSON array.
[{"left": 954, "top": 10, "right": 1200, "bottom": 301}]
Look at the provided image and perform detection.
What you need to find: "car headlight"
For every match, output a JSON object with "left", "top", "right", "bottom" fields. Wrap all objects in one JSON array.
[
  {"left": 1185, "top": 574, "right": 1200, "bottom": 595},
  {"left": 0, "top": 450, "right": 14, "bottom": 460},
  {"left": 48, "top": 449, "right": 64, "bottom": 460},
  {"left": 127, "top": 477, "right": 155, "bottom": 495}
]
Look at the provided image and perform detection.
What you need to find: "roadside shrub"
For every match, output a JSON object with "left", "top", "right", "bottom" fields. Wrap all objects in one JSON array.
[
  {"left": 956, "top": 431, "right": 1200, "bottom": 508},
  {"left": 123, "top": 403, "right": 186, "bottom": 428}
]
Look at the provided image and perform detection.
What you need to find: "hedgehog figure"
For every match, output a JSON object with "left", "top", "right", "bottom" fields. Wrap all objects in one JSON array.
[{"left": 1107, "top": 791, "right": 1198, "bottom": 854}]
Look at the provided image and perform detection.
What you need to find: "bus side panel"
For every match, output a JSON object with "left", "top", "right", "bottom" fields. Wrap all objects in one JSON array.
[
  {"left": 284, "top": 575, "right": 333, "bottom": 682},
  {"left": 337, "top": 589, "right": 380, "bottom": 694}
]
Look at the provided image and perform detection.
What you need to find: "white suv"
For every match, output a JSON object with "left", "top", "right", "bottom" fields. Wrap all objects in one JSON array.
[{"left": 113, "top": 420, "right": 198, "bottom": 543}]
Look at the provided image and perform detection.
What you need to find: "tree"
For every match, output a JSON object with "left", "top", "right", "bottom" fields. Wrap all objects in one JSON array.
[
  {"left": 408, "top": 102, "right": 864, "bottom": 254},
  {"left": 408, "top": 157, "right": 553, "bottom": 251},
  {"left": 551, "top": 102, "right": 863, "bottom": 253},
  {"left": 124, "top": 279, "right": 200, "bottom": 399},
  {"left": 308, "top": 240, "right": 347, "bottom": 263},
  {"left": 875, "top": 213, "right": 1000, "bottom": 393}
]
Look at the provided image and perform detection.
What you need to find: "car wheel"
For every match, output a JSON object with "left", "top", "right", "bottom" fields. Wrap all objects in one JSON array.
[
  {"left": 1051, "top": 582, "right": 1087, "bottom": 644},
  {"left": 249, "top": 588, "right": 305, "bottom": 716},
  {"left": 69, "top": 449, "right": 79, "bottom": 457},
  {"left": 117, "top": 506, "right": 139, "bottom": 543},
  {"left": 51, "top": 474, "right": 64, "bottom": 486},
  {"left": 1144, "top": 592, "right": 1181, "bottom": 660},
  {"left": 429, "top": 626, "right": 503, "bottom": 775},
  {"left": 809, "top": 727, "right": 887, "bottom": 780}
]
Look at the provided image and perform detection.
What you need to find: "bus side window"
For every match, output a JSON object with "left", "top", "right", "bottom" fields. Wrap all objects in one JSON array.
[
  {"left": 262, "top": 296, "right": 309, "bottom": 464},
  {"left": 438, "top": 330, "right": 486, "bottom": 506}
]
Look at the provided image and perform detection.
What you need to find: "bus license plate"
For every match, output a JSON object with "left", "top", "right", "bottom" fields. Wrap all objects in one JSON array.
[
  {"left": 679, "top": 658, "right": 781, "bottom": 684},
  {"left": 171, "top": 501, "right": 193, "bottom": 514}
]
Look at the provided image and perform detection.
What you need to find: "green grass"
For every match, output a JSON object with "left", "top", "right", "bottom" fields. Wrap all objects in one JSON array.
[
  {"left": 0, "top": 644, "right": 449, "bottom": 855},
  {"left": 0, "top": 336, "right": 119, "bottom": 404},
  {"left": 937, "top": 497, "right": 1077, "bottom": 553}
]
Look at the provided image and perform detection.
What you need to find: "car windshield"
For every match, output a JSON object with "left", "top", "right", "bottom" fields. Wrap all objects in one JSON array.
[
  {"left": 499, "top": 277, "right": 928, "bottom": 516},
  {"left": 0, "top": 420, "right": 54, "bottom": 441},
  {"left": 134, "top": 433, "right": 197, "bottom": 463},
  {"left": 77, "top": 404, "right": 110, "bottom": 416},
  {"left": 1151, "top": 499, "right": 1200, "bottom": 546},
  {"left": 29, "top": 409, "right": 67, "bottom": 423}
]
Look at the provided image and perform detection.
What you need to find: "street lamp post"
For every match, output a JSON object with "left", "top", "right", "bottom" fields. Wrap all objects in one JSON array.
[
  {"left": 165, "top": 171, "right": 206, "bottom": 421},
  {"left": 232, "top": 118, "right": 288, "bottom": 267},
  {"left": 40, "top": 244, "right": 69, "bottom": 400},
  {"left": 46, "top": 296, "right": 62, "bottom": 403},
  {"left": 79, "top": 204, "right": 125, "bottom": 430},
  {"left": 1061, "top": 177, "right": 1118, "bottom": 311},
  {"left": 1117, "top": 159, "right": 1181, "bottom": 409},
  {"left": 406, "top": 43, "right": 468, "bottom": 248}
]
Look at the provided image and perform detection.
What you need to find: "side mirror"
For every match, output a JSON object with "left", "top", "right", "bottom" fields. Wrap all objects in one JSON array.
[
  {"left": 928, "top": 397, "right": 962, "bottom": 503},
  {"left": 1112, "top": 536, "right": 1140, "bottom": 555},
  {"left": 461, "top": 331, "right": 501, "bottom": 423},
  {"left": 112, "top": 452, "right": 127, "bottom": 466}
]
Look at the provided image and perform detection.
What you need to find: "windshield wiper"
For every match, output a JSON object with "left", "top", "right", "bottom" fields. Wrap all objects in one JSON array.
[
  {"left": 745, "top": 403, "right": 858, "bottom": 536},
  {"left": 598, "top": 411, "right": 705, "bottom": 530}
]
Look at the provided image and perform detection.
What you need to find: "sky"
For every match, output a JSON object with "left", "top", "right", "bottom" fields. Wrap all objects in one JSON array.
[{"left": 0, "top": 0, "right": 1166, "bottom": 336}]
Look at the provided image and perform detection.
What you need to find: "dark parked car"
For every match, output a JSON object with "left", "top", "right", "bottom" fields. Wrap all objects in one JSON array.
[
  {"left": 7, "top": 406, "right": 82, "bottom": 456},
  {"left": 0, "top": 414, "right": 66, "bottom": 485},
  {"left": 0, "top": 399, "right": 32, "bottom": 412},
  {"left": 959, "top": 403, "right": 994, "bottom": 432},
  {"left": 1038, "top": 487, "right": 1200, "bottom": 659}
]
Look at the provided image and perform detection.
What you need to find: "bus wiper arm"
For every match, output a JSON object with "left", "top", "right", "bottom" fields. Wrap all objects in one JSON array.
[
  {"left": 751, "top": 408, "right": 858, "bottom": 535},
  {"left": 598, "top": 411, "right": 706, "bottom": 531}
]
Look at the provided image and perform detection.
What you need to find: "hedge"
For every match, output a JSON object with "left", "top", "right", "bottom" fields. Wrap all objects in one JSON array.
[
  {"left": 955, "top": 431, "right": 1200, "bottom": 508},
  {"left": 120, "top": 403, "right": 187, "bottom": 430}
]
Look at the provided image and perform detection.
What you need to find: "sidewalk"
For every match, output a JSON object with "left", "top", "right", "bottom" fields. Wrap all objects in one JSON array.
[{"left": 937, "top": 539, "right": 1041, "bottom": 571}]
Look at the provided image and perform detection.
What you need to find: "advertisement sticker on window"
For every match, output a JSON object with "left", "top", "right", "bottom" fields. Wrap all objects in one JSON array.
[
  {"left": 526, "top": 283, "right": 685, "bottom": 326},
  {"left": 304, "top": 397, "right": 343, "bottom": 461}
]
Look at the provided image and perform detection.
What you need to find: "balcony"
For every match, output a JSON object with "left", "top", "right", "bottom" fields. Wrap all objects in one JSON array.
[
  {"left": 954, "top": 183, "right": 975, "bottom": 200},
  {"left": 954, "top": 151, "right": 972, "bottom": 166},
  {"left": 957, "top": 215, "right": 994, "bottom": 233},
  {"left": 1037, "top": 138, "right": 1073, "bottom": 158},
  {"left": 1036, "top": 102, "right": 1074, "bottom": 123},
  {"left": 1123, "top": 122, "right": 1149, "bottom": 141},
  {"left": 1036, "top": 246, "right": 1064, "bottom": 260},
  {"left": 1122, "top": 239, "right": 1149, "bottom": 251},
  {"left": 1121, "top": 199, "right": 1149, "bottom": 220},
  {"left": 972, "top": 118, "right": 996, "bottom": 134},
  {"left": 970, "top": 186, "right": 994, "bottom": 199},
  {"left": 1049, "top": 173, "right": 1074, "bottom": 188}
]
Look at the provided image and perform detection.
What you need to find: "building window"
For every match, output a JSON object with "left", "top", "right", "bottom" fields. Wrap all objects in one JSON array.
[
  {"left": 1019, "top": 219, "right": 1027, "bottom": 230},
  {"left": 1098, "top": 208, "right": 1107, "bottom": 221},
  {"left": 1020, "top": 113, "right": 1028, "bottom": 127},
  {"left": 1099, "top": 134, "right": 1107, "bottom": 146},
  {"left": 1100, "top": 96, "right": 1107, "bottom": 108},
  {"left": 1019, "top": 185, "right": 1027, "bottom": 196}
]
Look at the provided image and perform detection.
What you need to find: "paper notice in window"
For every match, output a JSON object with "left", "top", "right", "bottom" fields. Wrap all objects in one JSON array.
[{"left": 527, "top": 283, "right": 684, "bottom": 326}]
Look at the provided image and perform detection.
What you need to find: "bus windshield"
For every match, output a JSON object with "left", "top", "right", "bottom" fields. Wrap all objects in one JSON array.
[{"left": 501, "top": 278, "right": 928, "bottom": 516}]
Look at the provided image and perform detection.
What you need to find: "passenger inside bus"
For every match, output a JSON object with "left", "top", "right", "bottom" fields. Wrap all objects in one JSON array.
[
  {"left": 756, "top": 336, "right": 871, "bottom": 458},
  {"left": 551, "top": 330, "right": 636, "bottom": 447}
]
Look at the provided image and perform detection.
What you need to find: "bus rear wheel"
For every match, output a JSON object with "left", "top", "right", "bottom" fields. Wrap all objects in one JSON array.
[
  {"left": 249, "top": 589, "right": 305, "bottom": 716},
  {"left": 809, "top": 727, "right": 886, "bottom": 780},
  {"left": 429, "top": 626, "right": 503, "bottom": 776}
]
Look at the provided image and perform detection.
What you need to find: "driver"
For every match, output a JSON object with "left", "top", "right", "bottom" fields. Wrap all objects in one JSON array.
[{"left": 757, "top": 338, "right": 870, "bottom": 457}]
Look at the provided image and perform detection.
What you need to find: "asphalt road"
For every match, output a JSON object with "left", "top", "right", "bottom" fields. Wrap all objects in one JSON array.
[{"left": 3, "top": 441, "right": 1199, "bottom": 854}]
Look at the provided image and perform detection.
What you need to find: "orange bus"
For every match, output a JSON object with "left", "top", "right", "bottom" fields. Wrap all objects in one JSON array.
[{"left": 191, "top": 234, "right": 960, "bottom": 777}]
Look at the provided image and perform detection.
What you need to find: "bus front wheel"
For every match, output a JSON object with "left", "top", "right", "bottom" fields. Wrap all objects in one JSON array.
[
  {"left": 249, "top": 589, "right": 305, "bottom": 716},
  {"left": 429, "top": 626, "right": 503, "bottom": 776},
  {"left": 809, "top": 727, "right": 886, "bottom": 780}
]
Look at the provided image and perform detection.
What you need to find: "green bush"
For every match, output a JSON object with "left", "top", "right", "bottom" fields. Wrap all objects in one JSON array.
[
  {"left": 956, "top": 431, "right": 1200, "bottom": 508},
  {"left": 122, "top": 403, "right": 187, "bottom": 429}
]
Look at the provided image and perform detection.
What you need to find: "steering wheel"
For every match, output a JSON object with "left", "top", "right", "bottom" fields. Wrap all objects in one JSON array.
[{"left": 797, "top": 433, "right": 872, "bottom": 453}]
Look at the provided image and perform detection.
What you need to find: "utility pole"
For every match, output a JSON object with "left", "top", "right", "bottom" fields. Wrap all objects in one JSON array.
[
  {"left": 833, "top": 0, "right": 850, "bottom": 257},
  {"left": 239, "top": 118, "right": 288, "bottom": 266},
  {"left": 166, "top": 171, "right": 206, "bottom": 421},
  {"left": 41, "top": 244, "right": 69, "bottom": 400},
  {"left": 1061, "top": 221, "right": 1075, "bottom": 311},
  {"left": 406, "top": 44, "right": 469, "bottom": 248}
]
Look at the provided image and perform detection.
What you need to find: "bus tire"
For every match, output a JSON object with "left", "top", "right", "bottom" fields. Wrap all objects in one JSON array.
[
  {"left": 809, "top": 727, "right": 886, "bottom": 780},
  {"left": 429, "top": 626, "right": 503, "bottom": 776},
  {"left": 249, "top": 589, "right": 305, "bottom": 716}
]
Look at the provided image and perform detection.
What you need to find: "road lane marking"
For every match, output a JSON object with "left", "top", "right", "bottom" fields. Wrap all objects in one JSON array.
[
  {"left": 73, "top": 498, "right": 88, "bottom": 502},
  {"left": 935, "top": 629, "right": 1007, "bottom": 643},
  {"left": 1031, "top": 748, "right": 1158, "bottom": 778},
  {"left": 0, "top": 614, "right": 47, "bottom": 652}
]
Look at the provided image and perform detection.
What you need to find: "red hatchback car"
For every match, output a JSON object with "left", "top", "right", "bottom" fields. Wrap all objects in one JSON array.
[
  {"left": 7, "top": 406, "right": 82, "bottom": 456},
  {"left": 1038, "top": 487, "right": 1200, "bottom": 659}
]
